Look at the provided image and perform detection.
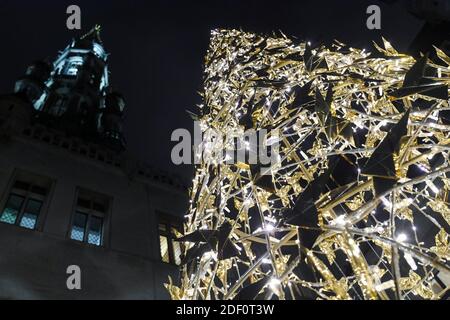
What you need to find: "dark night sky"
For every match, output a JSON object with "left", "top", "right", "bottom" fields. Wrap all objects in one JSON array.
[{"left": 0, "top": 0, "right": 424, "bottom": 183}]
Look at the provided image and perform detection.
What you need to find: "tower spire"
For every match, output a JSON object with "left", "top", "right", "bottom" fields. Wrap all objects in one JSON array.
[
  {"left": 79, "top": 24, "right": 103, "bottom": 44},
  {"left": 11, "top": 26, "right": 126, "bottom": 151}
]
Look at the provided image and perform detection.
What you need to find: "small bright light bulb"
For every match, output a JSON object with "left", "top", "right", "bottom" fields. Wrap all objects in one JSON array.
[
  {"left": 396, "top": 233, "right": 407, "bottom": 243},
  {"left": 333, "top": 215, "right": 347, "bottom": 227},
  {"left": 269, "top": 277, "right": 281, "bottom": 291}
]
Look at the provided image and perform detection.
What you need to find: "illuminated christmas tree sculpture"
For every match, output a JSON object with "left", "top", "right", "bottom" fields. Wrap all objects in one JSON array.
[{"left": 166, "top": 29, "right": 450, "bottom": 300}]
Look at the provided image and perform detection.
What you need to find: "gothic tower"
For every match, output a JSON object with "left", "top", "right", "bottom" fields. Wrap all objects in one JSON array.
[
  {"left": 0, "top": 27, "right": 187, "bottom": 299},
  {"left": 14, "top": 25, "right": 125, "bottom": 150}
]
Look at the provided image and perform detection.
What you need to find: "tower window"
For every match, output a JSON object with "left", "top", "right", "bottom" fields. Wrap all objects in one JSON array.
[
  {"left": 70, "top": 211, "right": 88, "bottom": 241},
  {"left": 93, "top": 43, "right": 106, "bottom": 60},
  {"left": 69, "top": 189, "right": 109, "bottom": 246},
  {"left": 62, "top": 57, "right": 83, "bottom": 76},
  {"left": 158, "top": 213, "right": 183, "bottom": 265},
  {"left": 0, "top": 172, "right": 51, "bottom": 230}
]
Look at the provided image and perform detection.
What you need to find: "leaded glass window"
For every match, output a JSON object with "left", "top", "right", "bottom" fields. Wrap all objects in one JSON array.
[
  {"left": 69, "top": 189, "right": 108, "bottom": 247},
  {"left": 0, "top": 175, "right": 49, "bottom": 231},
  {"left": 0, "top": 194, "right": 24, "bottom": 224},
  {"left": 19, "top": 198, "right": 42, "bottom": 229}
]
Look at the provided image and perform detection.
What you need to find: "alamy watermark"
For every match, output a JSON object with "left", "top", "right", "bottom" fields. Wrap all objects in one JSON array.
[
  {"left": 366, "top": 4, "right": 381, "bottom": 30},
  {"left": 66, "top": 5, "right": 81, "bottom": 30},
  {"left": 66, "top": 265, "right": 81, "bottom": 290}
]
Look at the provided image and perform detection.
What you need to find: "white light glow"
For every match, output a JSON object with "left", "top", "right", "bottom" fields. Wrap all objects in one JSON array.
[
  {"left": 332, "top": 215, "right": 348, "bottom": 227},
  {"left": 396, "top": 233, "right": 407, "bottom": 243},
  {"left": 269, "top": 277, "right": 281, "bottom": 291},
  {"left": 265, "top": 224, "right": 275, "bottom": 233}
]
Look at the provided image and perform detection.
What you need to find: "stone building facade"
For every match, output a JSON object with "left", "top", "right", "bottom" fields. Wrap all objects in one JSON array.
[{"left": 0, "top": 26, "right": 187, "bottom": 299}]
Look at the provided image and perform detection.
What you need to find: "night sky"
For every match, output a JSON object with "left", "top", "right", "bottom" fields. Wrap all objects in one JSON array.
[{"left": 0, "top": 0, "right": 425, "bottom": 183}]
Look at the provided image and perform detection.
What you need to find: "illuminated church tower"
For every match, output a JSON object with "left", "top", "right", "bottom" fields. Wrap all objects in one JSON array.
[
  {"left": 15, "top": 25, "right": 125, "bottom": 150},
  {"left": 0, "top": 27, "right": 187, "bottom": 299}
]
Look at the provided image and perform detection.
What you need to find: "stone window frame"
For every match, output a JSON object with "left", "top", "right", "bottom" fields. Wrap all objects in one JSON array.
[
  {"left": 0, "top": 168, "right": 54, "bottom": 232},
  {"left": 67, "top": 187, "right": 112, "bottom": 248}
]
